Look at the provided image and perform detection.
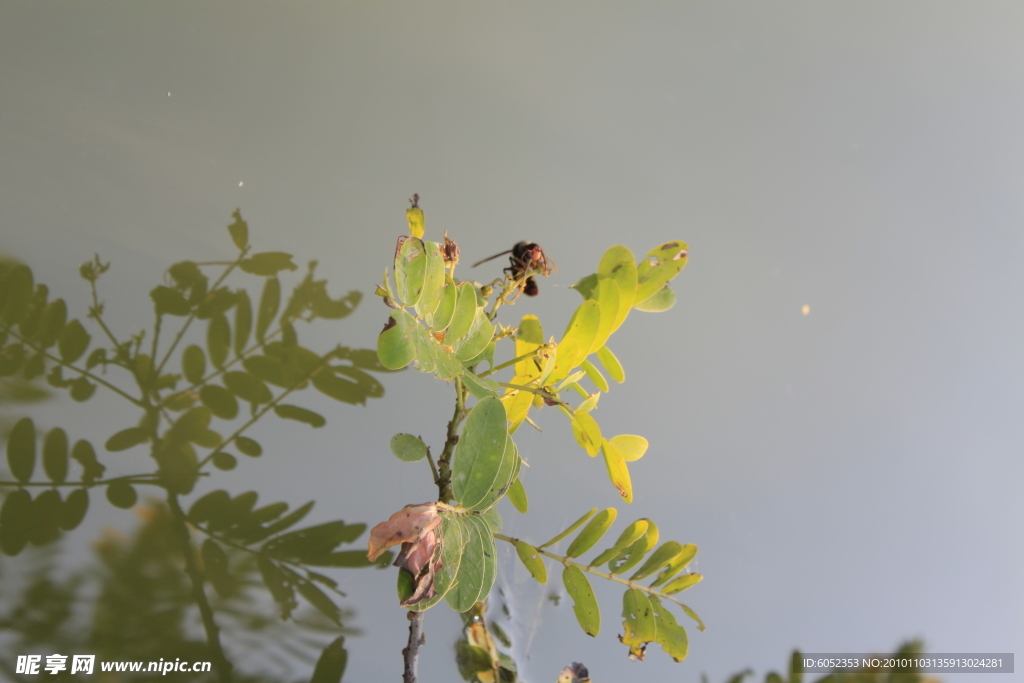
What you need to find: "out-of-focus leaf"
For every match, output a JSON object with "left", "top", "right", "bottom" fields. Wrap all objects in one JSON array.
[
  {"left": 182, "top": 345, "right": 206, "bottom": 385},
  {"left": 565, "top": 508, "right": 617, "bottom": 558},
  {"left": 156, "top": 440, "right": 199, "bottom": 494},
  {"left": 71, "top": 440, "right": 105, "bottom": 482},
  {"left": 223, "top": 370, "right": 272, "bottom": 404},
  {"left": 235, "top": 436, "right": 262, "bottom": 457},
  {"left": 200, "top": 384, "right": 239, "bottom": 420},
  {"left": 68, "top": 376, "right": 96, "bottom": 402},
  {"left": 258, "top": 556, "right": 297, "bottom": 619},
  {"left": 273, "top": 404, "right": 326, "bottom": 428},
  {"left": 234, "top": 290, "right": 252, "bottom": 355},
  {"left": 0, "top": 264, "right": 33, "bottom": 324},
  {"left": 227, "top": 209, "right": 249, "bottom": 250},
  {"left": 7, "top": 417, "right": 36, "bottom": 483},
  {"left": 202, "top": 538, "right": 232, "bottom": 597},
  {"left": 28, "top": 489, "right": 62, "bottom": 546},
  {"left": 165, "top": 407, "right": 212, "bottom": 444},
  {"left": 263, "top": 521, "right": 366, "bottom": 560},
  {"left": 42, "top": 427, "right": 68, "bottom": 484},
  {"left": 0, "top": 489, "right": 31, "bottom": 556},
  {"left": 390, "top": 433, "right": 428, "bottom": 462},
  {"left": 37, "top": 298, "right": 67, "bottom": 349},
  {"left": 58, "top": 319, "right": 90, "bottom": 363},
  {"left": 310, "top": 636, "right": 347, "bottom": 683},
  {"left": 212, "top": 452, "right": 237, "bottom": 470},
  {"left": 207, "top": 313, "right": 230, "bottom": 369},
  {"left": 239, "top": 252, "right": 297, "bottom": 276},
  {"left": 59, "top": 489, "right": 88, "bottom": 531},
  {"left": 563, "top": 565, "right": 600, "bottom": 636},
  {"left": 106, "top": 481, "right": 138, "bottom": 509},
  {"left": 256, "top": 277, "right": 281, "bottom": 341},
  {"left": 297, "top": 579, "right": 342, "bottom": 625},
  {"left": 150, "top": 286, "right": 191, "bottom": 316}
]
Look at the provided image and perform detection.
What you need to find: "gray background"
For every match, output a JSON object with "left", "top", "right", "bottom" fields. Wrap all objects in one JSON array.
[{"left": 2, "top": 3, "right": 1022, "bottom": 682}]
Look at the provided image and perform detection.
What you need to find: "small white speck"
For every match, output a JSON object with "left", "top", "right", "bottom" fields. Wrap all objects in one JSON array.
[
  {"left": 167, "top": 92, "right": 171, "bottom": 97},
  {"left": 238, "top": 182, "right": 244, "bottom": 187},
  {"left": 801, "top": 305, "right": 810, "bottom": 316}
]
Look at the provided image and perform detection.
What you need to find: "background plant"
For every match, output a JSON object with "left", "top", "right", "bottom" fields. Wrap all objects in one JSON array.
[{"left": 0, "top": 212, "right": 394, "bottom": 682}]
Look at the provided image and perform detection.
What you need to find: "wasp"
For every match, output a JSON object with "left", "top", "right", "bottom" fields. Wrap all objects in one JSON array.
[{"left": 472, "top": 242, "right": 555, "bottom": 296}]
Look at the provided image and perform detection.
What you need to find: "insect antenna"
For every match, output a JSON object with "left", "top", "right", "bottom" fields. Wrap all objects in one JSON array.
[{"left": 472, "top": 249, "right": 515, "bottom": 268}]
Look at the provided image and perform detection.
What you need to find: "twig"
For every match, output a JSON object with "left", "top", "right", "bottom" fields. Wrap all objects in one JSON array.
[{"left": 402, "top": 610, "right": 425, "bottom": 683}]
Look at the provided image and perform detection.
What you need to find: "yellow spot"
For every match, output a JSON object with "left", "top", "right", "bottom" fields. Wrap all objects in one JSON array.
[{"left": 801, "top": 305, "right": 810, "bottom": 316}]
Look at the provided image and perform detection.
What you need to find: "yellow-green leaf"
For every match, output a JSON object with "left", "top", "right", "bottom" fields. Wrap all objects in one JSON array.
[
  {"left": 394, "top": 238, "right": 427, "bottom": 307},
  {"left": 602, "top": 438, "right": 633, "bottom": 503},
  {"left": 650, "top": 543, "right": 698, "bottom": 587},
  {"left": 377, "top": 310, "right": 417, "bottom": 370},
  {"left": 630, "top": 541, "right": 686, "bottom": 581},
  {"left": 588, "top": 519, "right": 650, "bottom": 568},
  {"left": 580, "top": 359, "right": 609, "bottom": 393},
  {"left": 514, "top": 540, "right": 547, "bottom": 584},
  {"left": 663, "top": 572, "right": 702, "bottom": 595},
  {"left": 609, "top": 434, "right": 648, "bottom": 462},
  {"left": 565, "top": 507, "right": 617, "bottom": 558},
  {"left": 414, "top": 241, "right": 446, "bottom": 318},
  {"left": 596, "top": 345, "right": 625, "bottom": 383},
  {"left": 506, "top": 476, "right": 528, "bottom": 513},
  {"left": 571, "top": 410, "right": 603, "bottom": 457},
  {"left": 406, "top": 206, "right": 425, "bottom": 239},
  {"left": 650, "top": 596, "right": 689, "bottom": 662},
  {"left": 550, "top": 300, "right": 601, "bottom": 382},
  {"left": 621, "top": 588, "right": 657, "bottom": 660},
  {"left": 538, "top": 508, "right": 597, "bottom": 550},
  {"left": 562, "top": 565, "right": 600, "bottom": 636}
]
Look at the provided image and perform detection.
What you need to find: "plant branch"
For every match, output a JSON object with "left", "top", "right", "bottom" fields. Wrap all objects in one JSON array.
[
  {"left": 0, "top": 474, "right": 164, "bottom": 489},
  {"left": 167, "top": 492, "right": 234, "bottom": 683},
  {"left": 0, "top": 324, "right": 143, "bottom": 406},
  {"left": 402, "top": 611, "right": 425, "bottom": 683},
  {"left": 477, "top": 349, "right": 538, "bottom": 378}
]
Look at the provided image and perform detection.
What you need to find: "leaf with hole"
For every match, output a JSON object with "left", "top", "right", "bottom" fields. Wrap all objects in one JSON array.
[
  {"left": 563, "top": 565, "right": 600, "bottom": 637},
  {"left": 240, "top": 251, "right": 297, "bottom": 276}
]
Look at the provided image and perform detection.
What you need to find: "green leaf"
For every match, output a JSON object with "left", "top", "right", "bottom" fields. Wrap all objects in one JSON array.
[
  {"left": 188, "top": 489, "right": 231, "bottom": 524},
  {"left": 454, "top": 308, "right": 494, "bottom": 362},
  {"left": 445, "top": 514, "right": 497, "bottom": 612},
  {"left": 580, "top": 359, "right": 609, "bottom": 393},
  {"left": 312, "top": 369, "right": 373, "bottom": 405},
  {"left": 239, "top": 251, "right": 297, "bottom": 276},
  {"left": 635, "top": 241, "right": 688, "bottom": 304},
  {"left": 621, "top": 588, "right": 657, "bottom": 660},
  {"left": 37, "top": 298, "right": 67, "bottom": 349},
  {"left": 414, "top": 241, "right": 446, "bottom": 318},
  {"left": 235, "top": 436, "right": 262, "bottom": 457},
  {"left": 565, "top": 508, "right": 617, "bottom": 558},
  {"left": 571, "top": 411, "right": 603, "bottom": 457},
  {"left": 150, "top": 285, "right": 191, "bottom": 316},
  {"left": 394, "top": 237, "right": 427, "bottom": 306},
  {"left": 297, "top": 579, "right": 342, "bottom": 625},
  {"left": 390, "top": 433, "right": 427, "bottom": 462},
  {"left": 227, "top": 209, "right": 249, "bottom": 250},
  {"left": 609, "top": 520, "right": 658, "bottom": 575},
  {"left": 446, "top": 283, "right": 480, "bottom": 342},
  {"left": 452, "top": 397, "right": 512, "bottom": 511},
  {"left": 539, "top": 508, "right": 598, "bottom": 550},
  {"left": 68, "top": 376, "right": 96, "bottom": 402},
  {"left": 514, "top": 540, "right": 547, "bottom": 584},
  {"left": 71, "top": 439, "right": 105, "bottom": 482},
  {"left": 634, "top": 285, "right": 676, "bottom": 312},
  {"left": 7, "top": 418, "right": 36, "bottom": 483},
  {"left": 303, "top": 550, "right": 390, "bottom": 568},
  {"left": 273, "top": 404, "right": 326, "bottom": 428},
  {"left": 0, "top": 489, "right": 31, "bottom": 556},
  {"left": 310, "top": 636, "right": 347, "bottom": 683},
  {"left": 662, "top": 572, "right": 702, "bottom": 595},
  {"left": 377, "top": 310, "right": 417, "bottom": 370},
  {"left": 589, "top": 519, "right": 650, "bottom": 568},
  {"left": 106, "top": 481, "right": 138, "bottom": 509},
  {"left": 506, "top": 476, "right": 528, "bottom": 513},
  {"left": 263, "top": 521, "right": 366, "bottom": 560},
  {"left": 243, "top": 354, "right": 285, "bottom": 386},
  {"left": 58, "top": 319, "right": 90, "bottom": 363},
  {"left": 609, "top": 434, "right": 648, "bottom": 462},
  {"left": 42, "top": 428, "right": 68, "bottom": 484},
  {"left": 59, "top": 489, "right": 89, "bottom": 531},
  {"left": 28, "top": 489, "right": 62, "bottom": 546},
  {"left": 234, "top": 289, "right": 252, "bottom": 355},
  {"left": 223, "top": 370, "right": 272, "bottom": 404},
  {"left": 207, "top": 313, "right": 231, "bottom": 369},
  {"left": 256, "top": 277, "right": 281, "bottom": 341},
  {"left": 602, "top": 437, "right": 634, "bottom": 503},
  {"left": 202, "top": 538, "right": 232, "bottom": 597},
  {"left": 596, "top": 345, "right": 625, "bottom": 383},
  {"left": 430, "top": 275, "right": 458, "bottom": 331},
  {"left": 630, "top": 541, "right": 686, "bottom": 581},
  {"left": 156, "top": 441, "right": 199, "bottom": 494},
  {"left": 212, "top": 452, "right": 237, "bottom": 470},
  {"left": 200, "top": 384, "right": 239, "bottom": 420},
  {"left": 650, "top": 596, "right": 689, "bottom": 662},
  {"left": 165, "top": 407, "right": 212, "bottom": 444},
  {"left": 182, "top": 345, "right": 206, "bottom": 385},
  {"left": 551, "top": 299, "right": 601, "bottom": 382},
  {"left": 258, "top": 556, "right": 297, "bottom": 619},
  {"left": 461, "top": 370, "right": 500, "bottom": 399},
  {"left": 650, "top": 543, "right": 697, "bottom": 587},
  {"left": 0, "top": 264, "right": 33, "bottom": 324},
  {"left": 563, "top": 565, "right": 600, "bottom": 636}
]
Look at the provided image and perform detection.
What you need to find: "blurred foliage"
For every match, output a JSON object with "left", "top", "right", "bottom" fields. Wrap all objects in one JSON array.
[
  {"left": 0, "top": 211, "right": 394, "bottom": 681},
  {"left": 710, "top": 642, "right": 943, "bottom": 683}
]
